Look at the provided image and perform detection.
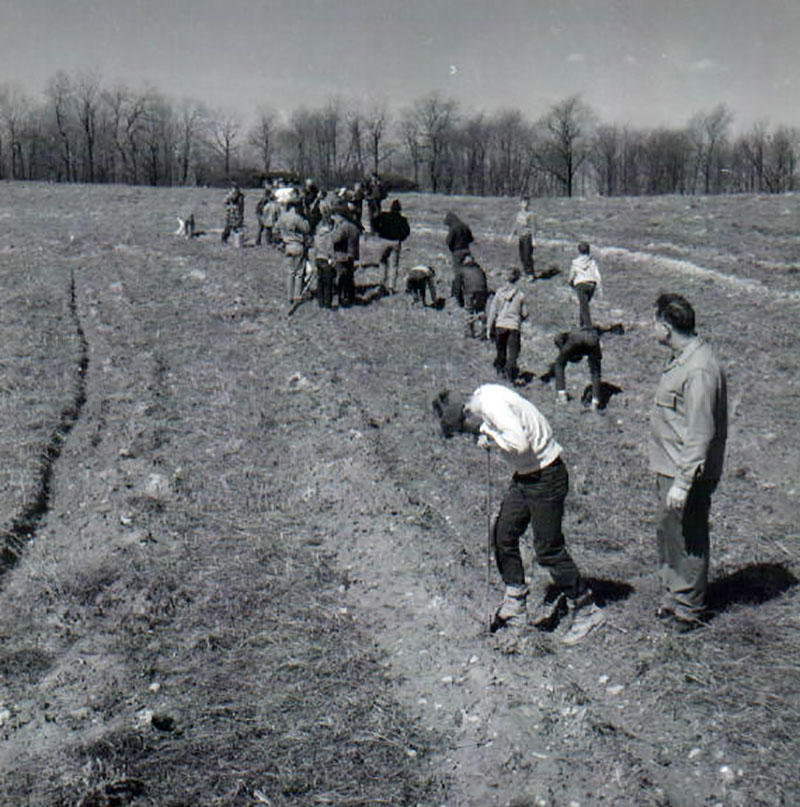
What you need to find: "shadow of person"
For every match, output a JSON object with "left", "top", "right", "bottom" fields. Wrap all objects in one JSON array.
[
  {"left": 542, "top": 577, "right": 634, "bottom": 608},
  {"left": 707, "top": 562, "right": 798, "bottom": 617},
  {"left": 581, "top": 381, "right": 623, "bottom": 409},
  {"left": 535, "top": 266, "right": 561, "bottom": 280},
  {"left": 355, "top": 282, "right": 391, "bottom": 306}
]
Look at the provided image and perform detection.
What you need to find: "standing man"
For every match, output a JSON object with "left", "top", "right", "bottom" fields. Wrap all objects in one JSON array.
[
  {"left": 444, "top": 211, "right": 474, "bottom": 277},
  {"left": 510, "top": 198, "right": 536, "bottom": 278},
  {"left": 650, "top": 293, "right": 727, "bottom": 630},
  {"left": 221, "top": 182, "right": 245, "bottom": 244},
  {"left": 432, "top": 385, "right": 604, "bottom": 641},
  {"left": 374, "top": 199, "right": 411, "bottom": 294},
  {"left": 277, "top": 192, "right": 310, "bottom": 304},
  {"left": 486, "top": 267, "right": 528, "bottom": 383},
  {"left": 331, "top": 207, "right": 361, "bottom": 308},
  {"left": 365, "top": 172, "right": 387, "bottom": 234}
]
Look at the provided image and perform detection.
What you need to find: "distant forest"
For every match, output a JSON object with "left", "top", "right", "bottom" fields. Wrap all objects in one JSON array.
[{"left": 0, "top": 69, "right": 796, "bottom": 196}]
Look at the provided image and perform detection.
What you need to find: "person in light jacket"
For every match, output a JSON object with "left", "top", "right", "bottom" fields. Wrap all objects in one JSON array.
[
  {"left": 486, "top": 267, "right": 528, "bottom": 383},
  {"left": 568, "top": 241, "right": 602, "bottom": 327}
]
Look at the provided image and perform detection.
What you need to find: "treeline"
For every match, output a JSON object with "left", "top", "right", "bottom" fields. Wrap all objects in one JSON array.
[{"left": 0, "top": 69, "right": 797, "bottom": 197}]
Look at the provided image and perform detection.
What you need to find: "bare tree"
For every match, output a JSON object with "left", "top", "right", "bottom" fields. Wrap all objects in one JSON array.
[
  {"left": 74, "top": 70, "right": 101, "bottom": 182},
  {"left": 0, "top": 83, "right": 31, "bottom": 179},
  {"left": 45, "top": 71, "right": 77, "bottom": 181},
  {"left": 248, "top": 105, "right": 278, "bottom": 179},
  {"left": 210, "top": 109, "right": 241, "bottom": 180},
  {"left": 535, "top": 95, "right": 595, "bottom": 197},
  {"left": 688, "top": 104, "right": 733, "bottom": 194},
  {"left": 363, "top": 101, "right": 389, "bottom": 175},
  {"left": 403, "top": 92, "right": 459, "bottom": 193}
]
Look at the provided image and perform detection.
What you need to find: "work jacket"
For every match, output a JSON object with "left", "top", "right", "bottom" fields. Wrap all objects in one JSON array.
[{"left": 649, "top": 336, "right": 727, "bottom": 489}]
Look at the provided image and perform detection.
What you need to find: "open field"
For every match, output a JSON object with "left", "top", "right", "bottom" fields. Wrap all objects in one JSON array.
[{"left": 0, "top": 182, "right": 798, "bottom": 807}]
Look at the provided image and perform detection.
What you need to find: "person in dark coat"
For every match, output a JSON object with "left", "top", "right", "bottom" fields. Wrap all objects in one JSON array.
[
  {"left": 444, "top": 211, "right": 474, "bottom": 270},
  {"left": 452, "top": 254, "right": 489, "bottom": 338},
  {"left": 374, "top": 199, "right": 411, "bottom": 293},
  {"left": 331, "top": 207, "right": 360, "bottom": 308},
  {"left": 550, "top": 324, "right": 624, "bottom": 410}
]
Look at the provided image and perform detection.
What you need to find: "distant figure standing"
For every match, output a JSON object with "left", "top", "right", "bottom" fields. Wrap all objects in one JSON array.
[
  {"left": 511, "top": 198, "right": 536, "bottom": 277},
  {"left": 452, "top": 254, "right": 489, "bottom": 338},
  {"left": 254, "top": 181, "right": 271, "bottom": 246},
  {"left": 374, "top": 199, "right": 411, "bottom": 294},
  {"left": 331, "top": 207, "right": 360, "bottom": 308},
  {"left": 277, "top": 193, "right": 310, "bottom": 303},
  {"left": 650, "top": 293, "right": 727, "bottom": 630},
  {"left": 221, "top": 183, "right": 245, "bottom": 244},
  {"left": 487, "top": 267, "right": 528, "bottom": 383},
  {"left": 444, "top": 211, "right": 474, "bottom": 273},
  {"left": 351, "top": 181, "right": 365, "bottom": 230},
  {"left": 568, "top": 242, "right": 601, "bottom": 327},
  {"left": 365, "top": 172, "right": 387, "bottom": 234}
]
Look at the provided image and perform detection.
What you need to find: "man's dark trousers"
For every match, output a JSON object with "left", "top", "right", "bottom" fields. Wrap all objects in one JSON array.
[{"left": 493, "top": 457, "right": 581, "bottom": 596}]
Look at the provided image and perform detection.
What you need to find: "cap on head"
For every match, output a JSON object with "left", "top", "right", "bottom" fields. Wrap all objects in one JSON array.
[
  {"left": 508, "top": 266, "right": 521, "bottom": 282},
  {"left": 578, "top": 241, "right": 591, "bottom": 255},
  {"left": 432, "top": 390, "right": 465, "bottom": 438}
]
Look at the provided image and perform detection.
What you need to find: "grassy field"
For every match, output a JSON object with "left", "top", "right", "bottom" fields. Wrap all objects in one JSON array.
[{"left": 0, "top": 181, "right": 798, "bottom": 807}]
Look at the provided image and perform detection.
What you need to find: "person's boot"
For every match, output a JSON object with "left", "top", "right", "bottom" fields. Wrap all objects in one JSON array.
[{"left": 490, "top": 584, "right": 528, "bottom": 633}]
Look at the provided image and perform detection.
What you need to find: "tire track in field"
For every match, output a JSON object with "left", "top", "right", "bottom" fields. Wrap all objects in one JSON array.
[{"left": 0, "top": 272, "right": 89, "bottom": 573}]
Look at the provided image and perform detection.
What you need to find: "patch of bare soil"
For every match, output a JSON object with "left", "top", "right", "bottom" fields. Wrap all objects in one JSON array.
[{"left": 0, "top": 184, "right": 798, "bottom": 807}]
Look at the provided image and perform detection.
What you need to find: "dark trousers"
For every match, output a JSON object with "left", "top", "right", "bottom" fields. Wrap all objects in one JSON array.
[
  {"left": 493, "top": 457, "right": 581, "bottom": 594},
  {"left": 336, "top": 260, "right": 356, "bottom": 307},
  {"left": 406, "top": 276, "right": 436, "bottom": 305},
  {"left": 494, "top": 328, "right": 521, "bottom": 381},
  {"left": 555, "top": 350, "right": 602, "bottom": 403},
  {"left": 518, "top": 235, "right": 534, "bottom": 276},
  {"left": 317, "top": 261, "right": 336, "bottom": 308},
  {"left": 655, "top": 475, "right": 718, "bottom": 619},
  {"left": 575, "top": 282, "right": 596, "bottom": 327}
]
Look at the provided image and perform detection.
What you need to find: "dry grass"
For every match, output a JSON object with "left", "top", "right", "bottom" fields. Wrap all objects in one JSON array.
[{"left": 0, "top": 182, "right": 798, "bottom": 807}]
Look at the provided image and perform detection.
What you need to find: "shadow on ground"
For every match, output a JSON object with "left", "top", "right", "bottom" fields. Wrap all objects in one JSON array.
[{"left": 707, "top": 562, "right": 798, "bottom": 615}]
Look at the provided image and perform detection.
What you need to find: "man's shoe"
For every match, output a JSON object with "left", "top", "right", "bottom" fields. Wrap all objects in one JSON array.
[
  {"left": 561, "top": 603, "right": 606, "bottom": 645},
  {"left": 663, "top": 612, "right": 704, "bottom": 633}
]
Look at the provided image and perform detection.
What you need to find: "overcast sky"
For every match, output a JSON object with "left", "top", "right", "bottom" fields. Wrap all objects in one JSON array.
[{"left": 2, "top": 0, "right": 799, "bottom": 131}]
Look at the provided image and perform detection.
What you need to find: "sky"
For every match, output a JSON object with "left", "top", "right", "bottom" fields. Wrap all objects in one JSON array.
[{"left": 2, "top": 0, "right": 799, "bottom": 132}]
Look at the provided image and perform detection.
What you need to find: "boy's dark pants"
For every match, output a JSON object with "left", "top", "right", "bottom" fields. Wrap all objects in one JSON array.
[
  {"left": 494, "top": 328, "right": 521, "bottom": 381},
  {"left": 316, "top": 260, "right": 336, "bottom": 308},
  {"left": 492, "top": 457, "right": 582, "bottom": 596}
]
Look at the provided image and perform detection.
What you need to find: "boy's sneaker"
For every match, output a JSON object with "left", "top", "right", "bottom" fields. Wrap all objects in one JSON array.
[
  {"left": 490, "top": 584, "right": 528, "bottom": 633},
  {"left": 531, "top": 590, "right": 568, "bottom": 631},
  {"left": 559, "top": 588, "right": 606, "bottom": 644}
]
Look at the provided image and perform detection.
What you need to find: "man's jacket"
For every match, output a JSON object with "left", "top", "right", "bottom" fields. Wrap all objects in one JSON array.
[{"left": 649, "top": 336, "right": 727, "bottom": 489}]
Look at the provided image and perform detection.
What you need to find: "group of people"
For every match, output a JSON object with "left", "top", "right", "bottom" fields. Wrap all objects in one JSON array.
[
  {"left": 215, "top": 183, "right": 729, "bottom": 646},
  {"left": 434, "top": 290, "right": 727, "bottom": 645}
]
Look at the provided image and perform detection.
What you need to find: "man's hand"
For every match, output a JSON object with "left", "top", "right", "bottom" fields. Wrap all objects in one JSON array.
[
  {"left": 666, "top": 483, "right": 688, "bottom": 511},
  {"left": 477, "top": 434, "right": 491, "bottom": 450}
]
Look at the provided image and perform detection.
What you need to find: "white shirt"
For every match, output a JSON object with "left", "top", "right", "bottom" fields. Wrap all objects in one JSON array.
[{"left": 465, "top": 384, "right": 562, "bottom": 474}]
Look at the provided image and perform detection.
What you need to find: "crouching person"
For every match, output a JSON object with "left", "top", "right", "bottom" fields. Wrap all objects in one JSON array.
[
  {"left": 432, "top": 384, "right": 605, "bottom": 643},
  {"left": 405, "top": 265, "right": 441, "bottom": 307}
]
